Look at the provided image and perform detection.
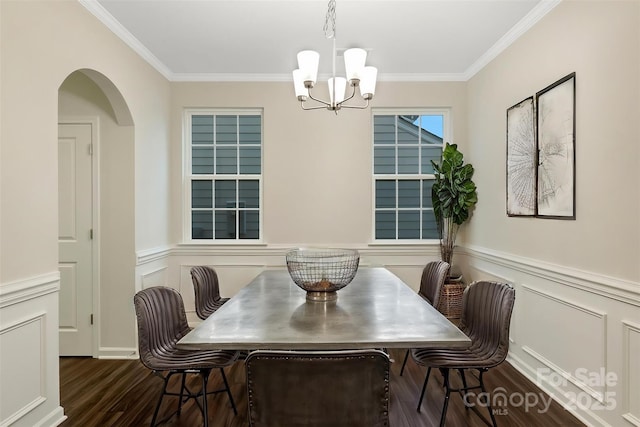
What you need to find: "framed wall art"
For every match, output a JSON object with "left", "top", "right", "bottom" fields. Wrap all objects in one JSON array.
[
  {"left": 535, "top": 72, "right": 576, "bottom": 219},
  {"left": 506, "top": 97, "right": 536, "bottom": 216}
]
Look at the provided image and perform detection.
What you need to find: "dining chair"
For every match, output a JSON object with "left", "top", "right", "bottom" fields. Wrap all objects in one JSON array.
[
  {"left": 245, "top": 349, "right": 390, "bottom": 427},
  {"left": 134, "top": 286, "right": 239, "bottom": 427},
  {"left": 191, "top": 266, "right": 230, "bottom": 320},
  {"left": 411, "top": 280, "right": 515, "bottom": 427},
  {"left": 399, "top": 260, "right": 450, "bottom": 376}
]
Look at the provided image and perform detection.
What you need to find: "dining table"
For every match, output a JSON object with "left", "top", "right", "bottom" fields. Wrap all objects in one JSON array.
[{"left": 177, "top": 267, "right": 470, "bottom": 351}]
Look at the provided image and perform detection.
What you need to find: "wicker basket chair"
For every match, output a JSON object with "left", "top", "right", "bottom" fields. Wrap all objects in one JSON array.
[
  {"left": 411, "top": 280, "right": 515, "bottom": 427},
  {"left": 190, "top": 266, "right": 230, "bottom": 320},
  {"left": 134, "top": 286, "right": 238, "bottom": 426},
  {"left": 399, "top": 260, "right": 450, "bottom": 376}
]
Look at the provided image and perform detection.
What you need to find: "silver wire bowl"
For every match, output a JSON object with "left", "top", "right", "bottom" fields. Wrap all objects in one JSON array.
[{"left": 286, "top": 248, "right": 360, "bottom": 302}]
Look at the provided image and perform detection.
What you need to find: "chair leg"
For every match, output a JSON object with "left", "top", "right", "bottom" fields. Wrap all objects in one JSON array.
[
  {"left": 177, "top": 372, "right": 187, "bottom": 415},
  {"left": 400, "top": 349, "right": 410, "bottom": 376},
  {"left": 219, "top": 367, "right": 237, "bottom": 415},
  {"left": 458, "top": 368, "right": 470, "bottom": 409},
  {"left": 150, "top": 373, "right": 171, "bottom": 427},
  {"left": 479, "top": 369, "right": 498, "bottom": 427},
  {"left": 416, "top": 366, "right": 432, "bottom": 412},
  {"left": 200, "top": 372, "right": 209, "bottom": 427},
  {"left": 439, "top": 368, "right": 451, "bottom": 427}
]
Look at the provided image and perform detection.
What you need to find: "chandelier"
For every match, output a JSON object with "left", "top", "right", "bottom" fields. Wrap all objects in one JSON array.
[{"left": 292, "top": 0, "right": 378, "bottom": 112}]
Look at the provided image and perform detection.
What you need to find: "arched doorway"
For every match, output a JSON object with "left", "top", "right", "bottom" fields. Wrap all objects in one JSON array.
[{"left": 58, "top": 69, "right": 134, "bottom": 356}]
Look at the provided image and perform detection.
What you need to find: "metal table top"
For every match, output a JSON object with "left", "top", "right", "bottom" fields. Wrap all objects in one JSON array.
[{"left": 177, "top": 267, "right": 470, "bottom": 351}]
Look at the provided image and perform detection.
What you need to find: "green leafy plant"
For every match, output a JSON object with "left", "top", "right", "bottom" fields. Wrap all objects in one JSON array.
[{"left": 431, "top": 143, "right": 478, "bottom": 267}]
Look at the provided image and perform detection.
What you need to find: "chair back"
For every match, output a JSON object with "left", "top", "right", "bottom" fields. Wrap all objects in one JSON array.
[
  {"left": 133, "top": 286, "right": 191, "bottom": 371},
  {"left": 246, "top": 350, "right": 390, "bottom": 427},
  {"left": 191, "top": 266, "right": 224, "bottom": 319},
  {"left": 459, "top": 281, "right": 515, "bottom": 367},
  {"left": 418, "top": 260, "right": 450, "bottom": 307}
]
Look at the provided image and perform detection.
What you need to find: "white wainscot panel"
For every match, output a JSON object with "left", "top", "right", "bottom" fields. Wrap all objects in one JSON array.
[
  {"left": 521, "top": 285, "right": 608, "bottom": 402},
  {"left": 141, "top": 267, "right": 168, "bottom": 290},
  {"left": 623, "top": 320, "right": 640, "bottom": 426},
  {"left": 0, "top": 313, "right": 45, "bottom": 426}
]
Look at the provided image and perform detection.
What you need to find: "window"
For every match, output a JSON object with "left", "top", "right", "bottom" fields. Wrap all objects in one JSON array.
[
  {"left": 372, "top": 110, "right": 448, "bottom": 240},
  {"left": 185, "top": 110, "right": 262, "bottom": 241}
]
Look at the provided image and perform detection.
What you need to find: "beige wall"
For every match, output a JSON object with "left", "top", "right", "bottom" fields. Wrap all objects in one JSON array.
[
  {"left": 463, "top": 3, "right": 640, "bottom": 426},
  {"left": 1, "top": 0, "right": 171, "bottom": 283},
  {"left": 170, "top": 81, "right": 467, "bottom": 245},
  {"left": 466, "top": 0, "right": 640, "bottom": 282},
  {"left": 1, "top": 1, "right": 170, "bottom": 424}
]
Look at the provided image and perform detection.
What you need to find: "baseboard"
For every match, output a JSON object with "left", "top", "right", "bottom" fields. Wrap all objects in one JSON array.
[
  {"left": 507, "top": 352, "right": 609, "bottom": 427},
  {"left": 98, "top": 347, "right": 138, "bottom": 359},
  {"left": 33, "top": 407, "right": 66, "bottom": 427}
]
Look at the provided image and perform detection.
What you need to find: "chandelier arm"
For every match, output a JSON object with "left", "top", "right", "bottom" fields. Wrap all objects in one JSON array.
[
  {"left": 300, "top": 100, "right": 330, "bottom": 111},
  {"left": 337, "top": 84, "right": 358, "bottom": 105},
  {"left": 337, "top": 99, "right": 371, "bottom": 110},
  {"left": 306, "top": 90, "right": 331, "bottom": 108}
]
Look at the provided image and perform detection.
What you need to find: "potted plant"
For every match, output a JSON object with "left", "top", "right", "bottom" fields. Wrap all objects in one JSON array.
[{"left": 431, "top": 143, "right": 478, "bottom": 270}]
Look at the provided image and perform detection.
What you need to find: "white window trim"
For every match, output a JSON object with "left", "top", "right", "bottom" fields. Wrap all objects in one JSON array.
[
  {"left": 182, "top": 108, "right": 264, "bottom": 244},
  {"left": 370, "top": 107, "right": 452, "bottom": 243}
]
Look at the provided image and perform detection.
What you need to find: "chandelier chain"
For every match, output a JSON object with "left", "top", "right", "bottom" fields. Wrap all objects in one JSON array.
[{"left": 323, "top": 0, "right": 337, "bottom": 39}]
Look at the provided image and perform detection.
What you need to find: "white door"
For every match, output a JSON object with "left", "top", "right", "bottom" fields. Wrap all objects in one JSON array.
[{"left": 58, "top": 123, "right": 94, "bottom": 356}]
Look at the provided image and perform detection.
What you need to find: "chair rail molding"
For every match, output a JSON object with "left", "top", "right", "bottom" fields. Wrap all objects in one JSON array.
[
  {"left": 0, "top": 272, "right": 60, "bottom": 309},
  {"left": 460, "top": 245, "right": 640, "bottom": 306}
]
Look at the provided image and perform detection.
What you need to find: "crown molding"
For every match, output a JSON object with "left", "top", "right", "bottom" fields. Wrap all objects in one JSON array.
[
  {"left": 463, "top": 0, "right": 562, "bottom": 80},
  {"left": 170, "top": 72, "right": 470, "bottom": 83},
  {"left": 78, "top": 0, "right": 173, "bottom": 80},
  {"left": 80, "top": 0, "right": 561, "bottom": 84}
]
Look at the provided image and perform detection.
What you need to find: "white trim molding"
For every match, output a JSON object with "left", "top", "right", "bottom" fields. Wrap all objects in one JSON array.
[
  {"left": 462, "top": 245, "right": 640, "bottom": 306},
  {"left": 0, "top": 273, "right": 60, "bottom": 309}
]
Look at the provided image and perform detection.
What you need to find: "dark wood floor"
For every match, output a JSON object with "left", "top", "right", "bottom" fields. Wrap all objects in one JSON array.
[{"left": 60, "top": 348, "right": 584, "bottom": 426}]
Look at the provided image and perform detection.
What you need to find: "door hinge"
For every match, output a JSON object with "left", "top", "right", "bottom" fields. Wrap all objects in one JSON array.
[
  {"left": 88, "top": 144, "right": 93, "bottom": 155},
  {"left": 90, "top": 314, "right": 94, "bottom": 325},
  {"left": 90, "top": 229, "right": 93, "bottom": 239}
]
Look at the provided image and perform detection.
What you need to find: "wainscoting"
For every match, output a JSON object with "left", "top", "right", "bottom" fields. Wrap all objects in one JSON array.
[
  {"left": 462, "top": 245, "right": 640, "bottom": 427},
  {"left": 0, "top": 273, "right": 65, "bottom": 427}
]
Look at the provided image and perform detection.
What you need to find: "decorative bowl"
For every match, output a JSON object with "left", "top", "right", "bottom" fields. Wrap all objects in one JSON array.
[{"left": 286, "top": 248, "right": 360, "bottom": 302}]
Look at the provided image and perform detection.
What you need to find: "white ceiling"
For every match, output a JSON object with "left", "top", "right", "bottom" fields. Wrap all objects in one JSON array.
[{"left": 84, "top": 0, "right": 559, "bottom": 82}]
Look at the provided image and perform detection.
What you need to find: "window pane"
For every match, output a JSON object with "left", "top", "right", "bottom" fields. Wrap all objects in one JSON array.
[
  {"left": 216, "top": 147, "right": 237, "bottom": 174},
  {"left": 398, "top": 115, "right": 419, "bottom": 144},
  {"left": 419, "top": 115, "right": 444, "bottom": 141},
  {"left": 192, "top": 211, "right": 213, "bottom": 239},
  {"left": 398, "top": 147, "right": 419, "bottom": 174},
  {"left": 422, "top": 179, "right": 434, "bottom": 208},
  {"left": 215, "top": 210, "right": 236, "bottom": 239},
  {"left": 398, "top": 211, "right": 420, "bottom": 239},
  {"left": 239, "top": 147, "right": 261, "bottom": 174},
  {"left": 192, "top": 115, "right": 213, "bottom": 145},
  {"left": 374, "top": 147, "right": 395, "bottom": 174},
  {"left": 375, "top": 180, "right": 395, "bottom": 208},
  {"left": 192, "top": 147, "right": 214, "bottom": 174},
  {"left": 422, "top": 210, "right": 438, "bottom": 239},
  {"left": 214, "top": 180, "right": 236, "bottom": 208},
  {"left": 373, "top": 115, "right": 395, "bottom": 145},
  {"left": 192, "top": 180, "right": 212, "bottom": 208},
  {"left": 241, "top": 210, "right": 259, "bottom": 239},
  {"left": 239, "top": 115, "right": 261, "bottom": 144},
  {"left": 239, "top": 180, "right": 259, "bottom": 208},
  {"left": 375, "top": 211, "right": 396, "bottom": 239},
  {"left": 216, "top": 115, "right": 237, "bottom": 144},
  {"left": 398, "top": 180, "right": 420, "bottom": 208},
  {"left": 421, "top": 146, "right": 441, "bottom": 174}
]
